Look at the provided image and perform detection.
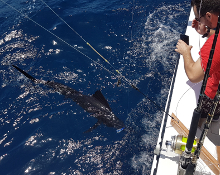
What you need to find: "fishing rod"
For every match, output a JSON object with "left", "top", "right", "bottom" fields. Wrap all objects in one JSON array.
[
  {"left": 178, "top": 14, "right": 220, "bottom": 175},
  {"left": 0, "top": 0, "right": 176, "bottom": 121}
]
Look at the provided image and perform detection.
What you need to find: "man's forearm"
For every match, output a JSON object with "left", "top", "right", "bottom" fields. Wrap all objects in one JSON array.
[{"left": 183, "top": 53, "right": 196, "bottom": 81}]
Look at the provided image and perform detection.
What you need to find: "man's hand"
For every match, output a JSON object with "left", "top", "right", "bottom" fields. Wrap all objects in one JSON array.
[
  {"left": 175, "top": 40, "right": 192, "bottom": 57},
  {"left": 192, "top": 19, "right": 207, "bottom": 35},
  {"left": 175, "top": 39, "right": 204, "bottom": 83}
]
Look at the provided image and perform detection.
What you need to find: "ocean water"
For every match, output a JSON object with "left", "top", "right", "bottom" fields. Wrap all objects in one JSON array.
[{"left": 0, "top": 0, "right": 191, "bottom": 174}]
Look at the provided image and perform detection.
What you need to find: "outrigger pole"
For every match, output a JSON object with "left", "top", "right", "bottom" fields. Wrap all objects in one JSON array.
[{"left": 178, "top": 15, "right": 220, "bottom": 175}]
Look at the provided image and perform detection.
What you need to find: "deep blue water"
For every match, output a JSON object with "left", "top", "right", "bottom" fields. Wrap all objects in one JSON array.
[{"left": 0, "top": 0, "right": 190, "bottom": 174}]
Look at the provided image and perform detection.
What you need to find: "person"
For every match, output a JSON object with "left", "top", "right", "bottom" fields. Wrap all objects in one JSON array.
[{"left": 175, "top": 0, "right": 220, "bottom": 119}]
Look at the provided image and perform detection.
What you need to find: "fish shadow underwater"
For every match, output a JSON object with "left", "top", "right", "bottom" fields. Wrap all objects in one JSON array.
[{"left": 12, "top": 65, "right": 125, "bottom": 134}]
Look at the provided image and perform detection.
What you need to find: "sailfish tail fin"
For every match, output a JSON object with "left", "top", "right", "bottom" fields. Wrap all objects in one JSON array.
[{"left": 12, "top": 65, "right": 36, "bottom": 82}]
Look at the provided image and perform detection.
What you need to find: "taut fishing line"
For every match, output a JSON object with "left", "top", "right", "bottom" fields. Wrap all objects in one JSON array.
[
  {"left": 40, "top": 0, "right": 121, "bottom": 76},
  {"left": 125, "top": 0, "right": 135, "bottom": 119},
  {"left": 0, "top": 0, "right": 176, "bottom": 121},
  {"left": 0, "top": 0, "right": 117, "bottom": 80}
]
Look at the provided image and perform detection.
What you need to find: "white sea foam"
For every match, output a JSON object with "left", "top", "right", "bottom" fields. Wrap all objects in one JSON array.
[{"left": 129, "top": 3, "right": 189, "bottom": 174}]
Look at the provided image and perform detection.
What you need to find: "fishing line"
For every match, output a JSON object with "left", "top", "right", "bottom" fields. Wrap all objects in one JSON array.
[
  {"left": 0, "top": 0, "right": 117, "bottom": 78},
  {"left": 126, "top": 0, "right": 135, "bottom": 119},
  {"left": 38, "top": 0, "right": 147, "bottom": 93},
  {"left": 198, "top": 0, "right": 203, "bottom": 51},
  {"left": 40, "top": 0, "right": 121, "bottom": 76},
  {"left": 175, "top": 83, "right": 200, "bottom": 117},
  {"left": 0, "top": 0, "right": 176, "bottom": 121},
  {"left": 40, "top": 0, "right": 87, "bottom": 43}
]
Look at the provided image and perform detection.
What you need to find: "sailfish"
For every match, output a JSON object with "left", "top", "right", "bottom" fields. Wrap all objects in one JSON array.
[{"left": 12, "top": 65, "right": 125, "bottom": 133}]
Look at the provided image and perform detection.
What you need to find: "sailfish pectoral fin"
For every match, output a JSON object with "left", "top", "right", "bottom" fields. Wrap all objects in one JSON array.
[{"left": 83, "top": 121, "right": 101, "bottom": 133}]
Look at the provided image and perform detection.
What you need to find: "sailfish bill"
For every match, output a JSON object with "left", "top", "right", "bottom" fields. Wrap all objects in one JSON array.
[{"left": 12, "top": 65, "right": 125, "bottom": 133}]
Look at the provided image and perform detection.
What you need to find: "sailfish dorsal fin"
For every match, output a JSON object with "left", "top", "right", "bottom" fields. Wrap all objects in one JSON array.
[{"left": 92, "top": 90, "right": 112, "bottom": 111}]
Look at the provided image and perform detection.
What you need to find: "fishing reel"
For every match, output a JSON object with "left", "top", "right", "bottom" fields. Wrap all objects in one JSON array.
[
  {"left": 166, "top": 135, "right": 198, "bottom": 155},
  {"left": 165, "top": 135, "right": 199, "bottom": 174}
]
